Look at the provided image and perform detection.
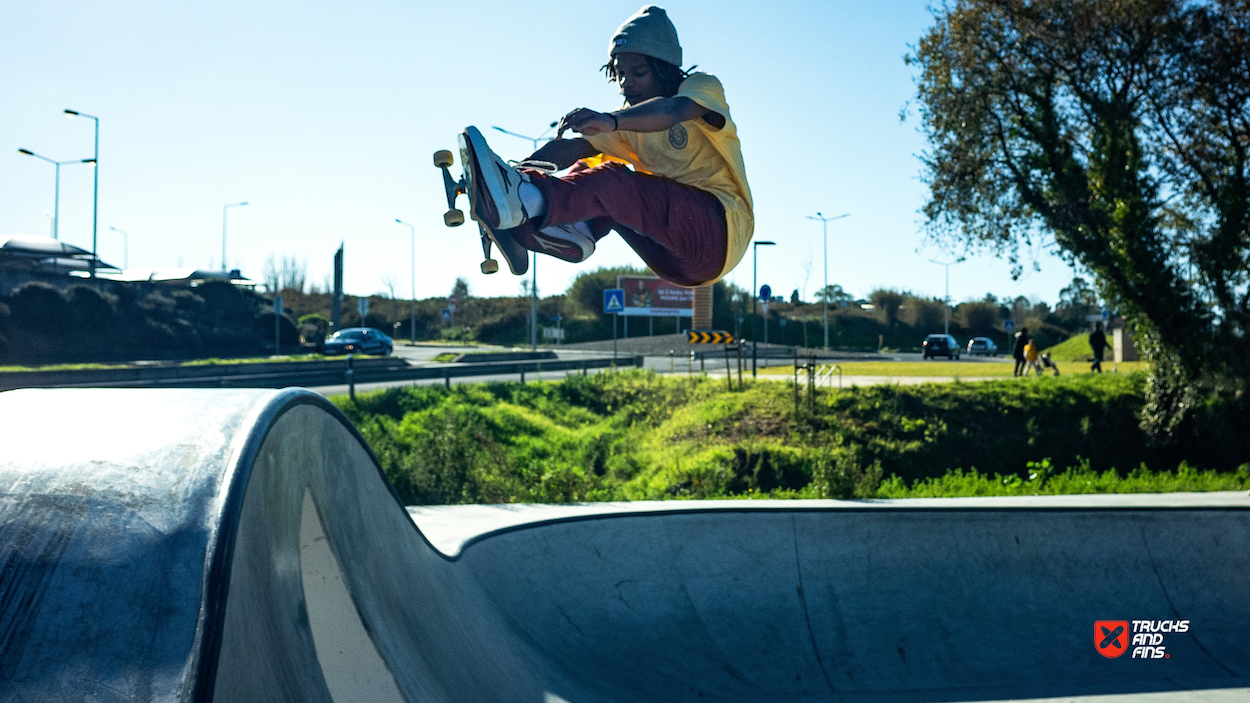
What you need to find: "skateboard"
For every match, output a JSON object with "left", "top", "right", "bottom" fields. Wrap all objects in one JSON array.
[{"left": 433, "top": 129, "right": 529, "bottom": 276}]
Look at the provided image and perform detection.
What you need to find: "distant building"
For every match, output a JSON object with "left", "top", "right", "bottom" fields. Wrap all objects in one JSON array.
[
  {"left": 1, "top": 234, "right": 255, "bottom": 294},
  {"left": 1, "top": 234, "right": 119, "bottom": 293},
  {"left": 93, "top": 268, "right": 257, "bottom": 288}
]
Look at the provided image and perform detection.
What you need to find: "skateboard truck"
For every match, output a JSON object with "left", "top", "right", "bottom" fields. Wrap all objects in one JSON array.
[
  {"left": 434, "top": 149, "right": 499, "bottom": 274},
  {"left": 478, "top": 225, "right": 499, "bottom": 274},
  {"left": 433, "top": 150, "right": 466, "bottom": 227}
]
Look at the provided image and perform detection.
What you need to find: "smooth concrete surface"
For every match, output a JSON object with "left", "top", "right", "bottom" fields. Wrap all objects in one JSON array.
[{"left": 1, "top": 388, "right": 1248, "bottom": 702}]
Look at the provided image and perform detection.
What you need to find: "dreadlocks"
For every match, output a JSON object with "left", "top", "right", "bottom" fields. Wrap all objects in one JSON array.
[{"left": 601, "top": 56, "right": 694, "bottom": 100}]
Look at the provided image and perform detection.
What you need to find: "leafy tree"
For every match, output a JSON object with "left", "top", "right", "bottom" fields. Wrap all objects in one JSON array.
[
  {"left": 911, "top": 0, "right": 1250, "bottom": 431},
  {"left": 1057, "top": 277, "right": 1099, "bottom": 312},
  {"left": 908, "top": 296, "right": 947, "bottom": 332},
  {"left": 814, "top": 284, "right": 854, "bottom": 308},
  {"left": 450, "top": 277, "right": 470, "bottom": 302},
  {"left": 869, "top": 289, "right": 906, "bottom": 329},
  {"left": 564, "top": 265, "right": 651, "bottom": 319},
  {"left": 1056, "top": 276, "right": 1101, "bottom": 328},
  {"left": 958, "top": 301, "right": 1000, "bottom": 333}
]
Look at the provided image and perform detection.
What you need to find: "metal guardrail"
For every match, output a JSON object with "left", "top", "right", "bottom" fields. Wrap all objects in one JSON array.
[{"left": 0, "top": 355, "right": 644, "bottom": 392}]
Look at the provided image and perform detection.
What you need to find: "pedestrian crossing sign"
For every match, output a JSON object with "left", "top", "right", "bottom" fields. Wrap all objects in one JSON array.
[{"left": 604, "top": 288, "right": 625, "bottom": 314}]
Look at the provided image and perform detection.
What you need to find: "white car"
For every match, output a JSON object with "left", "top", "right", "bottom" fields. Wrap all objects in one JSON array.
[{"left": 966, "top": 337, "right": 999, "bottom": 356}]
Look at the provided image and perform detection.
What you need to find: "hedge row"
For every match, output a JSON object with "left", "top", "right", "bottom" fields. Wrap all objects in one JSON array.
[{"left": 0, "top": 281, "right": 297, "bottom": 363}]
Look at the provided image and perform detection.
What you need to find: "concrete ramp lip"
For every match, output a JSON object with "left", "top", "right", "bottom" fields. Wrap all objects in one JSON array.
[{"left": 1, "top": 388, "right": 1248, "bottom": 702}]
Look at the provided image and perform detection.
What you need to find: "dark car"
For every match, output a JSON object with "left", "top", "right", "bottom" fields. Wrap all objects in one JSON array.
[
  {"left": 966, "top": 337, "right": 998, "bottom": 356},
  {"left": 322, "top": 327, "right": 393, "bottom": 356},
  {"left": 923, "top": 334, "right": 961, "bottom": 360}
]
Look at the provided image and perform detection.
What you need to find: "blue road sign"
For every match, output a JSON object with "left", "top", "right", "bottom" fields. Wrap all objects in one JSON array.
[
  {"left": 441, "top": 308, "right": 451, "bottom": 322},
  {"left": 1005, "top": 320, "right": 1016, "bottom": 332},
  {"left": 759, "top": 284, "right": 771, "bottom": 301},
  {"left": 604, "top": 288, "right": 625, "bottom": 314}
]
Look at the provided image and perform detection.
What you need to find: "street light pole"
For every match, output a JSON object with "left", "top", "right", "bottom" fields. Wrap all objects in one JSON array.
[
  {"left": 492, "top": 122, "right": 558, "bottom": 352},
  {"left": 531, "top": 256, "right": 538, "bottom": 350},
  {"left": 806, "top": 212, "right": 850, "bottom": 349},
  {"left": 17, "top": 150, "right": 93, "bottom": 241},
  {"left": 395, "top": 219, "right": 416, "bottom": 344},
  {"left": 751, "top": 240, "right": 776, "bottom": 378},
  {"left": 109, "top": 226, "right": 129, "bottom": 269},
  {"left": 221, "top": 201, "right": 249, "bottom": 272},
  {"left": 64, "top": 110, "right": 100, "bottom": 277},
  {"left": 491, "top": 122, "right": 558, "bottom": 154},
  {"left": 928, "top": 259, "right": 959, "bottom": 335}
]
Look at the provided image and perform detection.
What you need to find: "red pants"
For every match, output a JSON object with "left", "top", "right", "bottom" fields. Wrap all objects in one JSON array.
[{"left": 525, "top": 162, "right": 726, "bottom": 286}]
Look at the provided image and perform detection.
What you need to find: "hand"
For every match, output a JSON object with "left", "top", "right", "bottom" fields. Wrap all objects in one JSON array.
[{"left": 557, "top": 108, "right": 615, "bottom": 138}]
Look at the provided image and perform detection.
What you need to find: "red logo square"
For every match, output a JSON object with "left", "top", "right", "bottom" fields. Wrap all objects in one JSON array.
[{"left": 1096, "top": 620, "right": 1130, "bottom": 658}]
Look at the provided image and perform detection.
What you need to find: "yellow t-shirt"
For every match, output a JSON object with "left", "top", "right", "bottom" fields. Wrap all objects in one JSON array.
[
  {"left": 584, "top": 72, "right": 753, "bottom": 285},
  {"left": 1025, "top": 342, "right": 1039, "bottom": 362}
]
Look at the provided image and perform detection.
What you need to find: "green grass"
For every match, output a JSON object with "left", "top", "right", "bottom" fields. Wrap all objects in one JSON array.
[
  {"left": 331, "top": 370, "right": 1248, "bottom": 505},
  {"left": 1043, "top": 333, "right": 1111, "bottom": 362},
  {"left": 0, "top": 361, "right": 132, "bottom": 373},
  {"left": 757, "top": 360, "right": 1148, "bottom": 377},
  {"left": 0, "top": 353, "right": 390, "bottom": 373},
  {"left": 429, "top": 353, "right": 458, "bottom": 363},
  {"left": 879, "top": 460, "right": 1249, "bottom": 497}
]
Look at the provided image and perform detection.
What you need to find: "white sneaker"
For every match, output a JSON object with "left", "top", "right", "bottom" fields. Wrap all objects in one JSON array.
[
  {"left": 460, "top": 126, "right": 526, "bottom": 230},
  {"left": 512, "top": 222, "right": 596, "bottom": 264}
]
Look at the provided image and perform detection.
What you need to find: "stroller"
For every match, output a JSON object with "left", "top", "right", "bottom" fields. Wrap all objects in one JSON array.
[{"left": 1039, "top": 352, "right": 1061, "bottom": 376}]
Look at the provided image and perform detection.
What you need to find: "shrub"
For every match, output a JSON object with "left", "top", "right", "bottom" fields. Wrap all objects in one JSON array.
[
  {"left": 255, "top": 310, "right": 299, "bottom": 345},
  {"left": 66, "top": 286, "right": 118, "bottom": 333},
  {"left": 869, "top": 289, "right": 905, "bottom": 328},
  {"left": 959, "top": 302, "right": 1000, "bottom": 334},
  {"left": 9, "top": 283, "right": 69, "bottom": 336},
  {"left": 335, "top": 371, "right": 1249, "bottom": 505},
  {"left": 141, "top": 318, "right": 180, "bottom": 349}
]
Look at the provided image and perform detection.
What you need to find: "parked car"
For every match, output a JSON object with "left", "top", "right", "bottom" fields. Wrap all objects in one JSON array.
[
  {"left": 966, "top": 337, "right": 998, "bottom": 356},
  {"left": 322, "top": 327, "right": 393, "bottom": 356},
  {"left": 922, "top": 334, "right": 961, "bottom": 360}
]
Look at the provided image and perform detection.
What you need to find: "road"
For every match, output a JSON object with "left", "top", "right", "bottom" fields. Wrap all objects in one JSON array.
[
  {"left": 3, "top": 387, "right": 1247, "bottom": 702},
  {"left": 311, "top": 341, "right": 1013, "bottom": 396}
]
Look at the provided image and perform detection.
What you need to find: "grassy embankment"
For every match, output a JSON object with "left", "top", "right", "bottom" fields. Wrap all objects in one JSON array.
[{"left": 333, "top": 370, "right": 1249, "bottom": 504}]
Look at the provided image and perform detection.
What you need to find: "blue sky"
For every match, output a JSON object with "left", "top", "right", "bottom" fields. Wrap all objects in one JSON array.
[{"left": 1, "top": 0, "right": 1078, "bottom": 306}]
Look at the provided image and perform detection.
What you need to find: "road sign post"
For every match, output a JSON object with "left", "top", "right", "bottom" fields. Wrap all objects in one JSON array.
[
  {"left": 273, "top": 295, "right": 283, "bottom": 356},
  {"left": 604, "top": 288, "right": 625, "bottom": 363},
  {"left": 754, "top": 284, "right": 771, "bottom": 378}
]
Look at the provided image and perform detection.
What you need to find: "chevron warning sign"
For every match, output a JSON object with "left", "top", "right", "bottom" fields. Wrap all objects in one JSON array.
[{"left": 687, "top": 331, "right": 735, "bottom": 344}]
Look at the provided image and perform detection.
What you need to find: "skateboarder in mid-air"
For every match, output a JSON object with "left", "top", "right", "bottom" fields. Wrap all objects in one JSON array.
[{"left": 458, "top": 5, "right": 753, "bottom": 287}]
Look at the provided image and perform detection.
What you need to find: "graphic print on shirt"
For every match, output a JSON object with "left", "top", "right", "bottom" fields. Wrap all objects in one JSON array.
[{"left": 668, "top": 123, "right": 688, "bottom": 150}]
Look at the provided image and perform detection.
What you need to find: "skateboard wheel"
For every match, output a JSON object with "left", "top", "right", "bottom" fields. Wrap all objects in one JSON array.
[
  {"left": 480, "top": 259, "right": 499, "bottom": 274},
  {"left": 444, "top": 209, "right": 465, "bottom": 227},
  {"left": 433, "top": 150, "right": 454, "bottom": 168}
]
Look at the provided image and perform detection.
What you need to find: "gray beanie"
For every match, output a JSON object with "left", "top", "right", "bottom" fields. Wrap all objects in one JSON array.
[{"left": 609, "top": 5, "right": 682, "bottom": 67}]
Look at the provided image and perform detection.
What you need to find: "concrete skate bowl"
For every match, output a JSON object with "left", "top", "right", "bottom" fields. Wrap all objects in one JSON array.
[{"left": 1, "top": 388, "right": 1248, "bottom": 703}]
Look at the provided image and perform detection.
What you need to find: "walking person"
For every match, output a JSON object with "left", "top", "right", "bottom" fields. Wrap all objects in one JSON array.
[
  {"left": 1012, "top": 328, "right": 1029, "bottom": 377},
  {"left": 1024, "top": 338, "right": 1042, "bottom": 376},
  {"left": 1089, "top": 322, "right": 1107, "bottom": 373}
]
